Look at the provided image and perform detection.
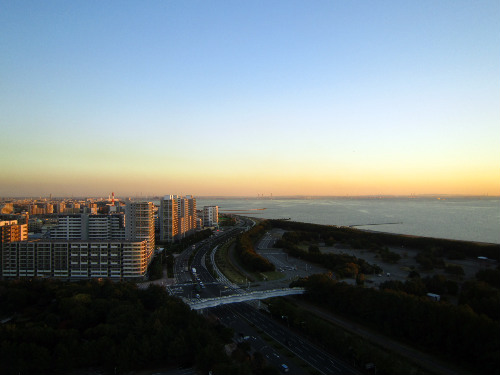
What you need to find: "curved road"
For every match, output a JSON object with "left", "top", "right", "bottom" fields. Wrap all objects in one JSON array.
[{"left": 170, "top": 219, "right": 360, "bottom": 375}]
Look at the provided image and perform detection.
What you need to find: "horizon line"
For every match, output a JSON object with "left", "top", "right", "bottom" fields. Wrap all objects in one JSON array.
[{"left": 2, "top": 193, "right": 499, "bottom": 200}]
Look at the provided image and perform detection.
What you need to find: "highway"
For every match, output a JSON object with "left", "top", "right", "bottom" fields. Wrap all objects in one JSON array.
[
  {"left": 170, "top": 223, "right": 246, "bottom": 301},
  {"left": 208, "top": 303, "right": 307, "bottom": 374},
  {"left": 228, "top": 302, "right": 360, "bottom": 375},
  {"left": 169, "top": 217, "right": 360, "bottom": 375}
]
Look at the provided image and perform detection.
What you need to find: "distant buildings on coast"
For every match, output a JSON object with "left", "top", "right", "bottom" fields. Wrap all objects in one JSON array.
[{"left": 0, "top": 194, "right": 219, "bottom": 280}]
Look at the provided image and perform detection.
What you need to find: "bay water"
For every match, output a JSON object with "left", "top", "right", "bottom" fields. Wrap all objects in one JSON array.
[{"left": 195, "top": 197, "right": 500, "bottom": 244}]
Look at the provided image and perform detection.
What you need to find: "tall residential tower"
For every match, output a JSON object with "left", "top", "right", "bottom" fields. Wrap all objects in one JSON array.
[
  {"left": 159, "top": 195, "right": 197, "bottom": 242},
  {"left": 125, "top": 201, "right": 155, "bottom": 258}
]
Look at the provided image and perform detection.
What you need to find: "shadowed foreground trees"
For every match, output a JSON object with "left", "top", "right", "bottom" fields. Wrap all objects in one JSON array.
[
  {"left": 291, "top": 274, "right": 500, "bottom": 375},
  {"left": 0, "top": 279, "right": 233, "bottom": 375}
]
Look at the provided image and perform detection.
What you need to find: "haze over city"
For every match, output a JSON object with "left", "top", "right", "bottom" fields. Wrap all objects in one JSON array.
[{"left": 1, "top": 1, "right": 499, "bottom": 197}]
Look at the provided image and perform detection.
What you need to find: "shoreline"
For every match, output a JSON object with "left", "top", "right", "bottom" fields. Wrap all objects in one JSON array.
[{"left": 248, "top": 216, "right": 500, "bottom": 246}]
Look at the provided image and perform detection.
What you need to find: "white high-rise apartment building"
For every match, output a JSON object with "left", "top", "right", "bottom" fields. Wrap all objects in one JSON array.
[
  {"left": 159, "top": 195, "right": 197, "bottom": 242},
  {"left": 49, "top": 214, "right": 125, "bottom": 241},
  {"left": 203, "top": 206, "right": 219, "bottom": 227},
  {"left": 125, "top": 201, "right": 155, "bottom": 259},
  {"left": 159, "top": 195, "right": 178, "bottom": 242},
  {"left": 2, "top": 203, "right": 156, "bottom": 280},
  {"left": 49, "top": 215, "right": 87, "bottom": 240}
]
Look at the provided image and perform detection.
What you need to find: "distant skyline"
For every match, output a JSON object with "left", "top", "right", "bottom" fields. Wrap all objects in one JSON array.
[{"left": 1, "top": 1, "right": 499, "bottom": 197}]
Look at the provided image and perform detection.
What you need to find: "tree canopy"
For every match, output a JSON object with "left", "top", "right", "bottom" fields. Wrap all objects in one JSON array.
[{"left": 0, "top": 279, "right": 233, "bottom": 374}]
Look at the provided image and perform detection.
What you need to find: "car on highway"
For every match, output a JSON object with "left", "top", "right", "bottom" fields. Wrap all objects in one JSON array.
[{"left": 280, "top": 364, "right": 289, "bottom": 373}]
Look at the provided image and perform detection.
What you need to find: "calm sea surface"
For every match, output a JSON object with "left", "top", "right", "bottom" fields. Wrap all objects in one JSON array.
[{"left": 192, "top": 197, "right": 500, "bottom": 244}]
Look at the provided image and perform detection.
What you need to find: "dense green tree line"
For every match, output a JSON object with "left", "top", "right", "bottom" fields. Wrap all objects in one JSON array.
[
  {"left": 291, "top": 274, "right": 500, "bottom": 374},
  {"left": 148, "top": 250, "right": 175, "bottom": 280},
  {"left": 267, "top": 298, "right": 433, "bottom": 375},
  {"left": 377, "top": 247, "right": 401, "bottom": 263},
  {"left": 379, "top": 275, "right": 460, "bottom": 298},
  {"left": 415, "top": 247, "right": 446, "bottom": 270},
  {"left": 268, "top": 220, "right": 500, "bottom": 261},
  {"left": 358, "top": 268, "right": 499, "bottom": 322},
  {"left": 459, "top": 279, "right": 500, "bottom": 322},
  {"left": 220, "top": 214, "right": 237, "bottom": 227},
  {"left": 476, "top": 268, "right": 500, "bottom": 289},
  {"left": 234, "top": 223, "right": 275, "bottom": 273},
  {"left": 148, "top": 254, "right": 164, "bottom": 280},
  {"left": 0, "top": 279, "right": 233, "bottom": 374}
]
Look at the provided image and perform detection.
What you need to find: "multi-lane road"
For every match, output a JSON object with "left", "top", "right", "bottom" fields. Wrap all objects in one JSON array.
[
  {"left": 209, "top": 303, "right": 307, "bottom": 374},
  {"left": 226, "top": 302, "right": 359, "bottom": 375},
  {"left": 169, "top": 225, "right": 245, "bottom": 300},
  {"left": 167, "top": 218, "right": 360, "bottom": 375}
]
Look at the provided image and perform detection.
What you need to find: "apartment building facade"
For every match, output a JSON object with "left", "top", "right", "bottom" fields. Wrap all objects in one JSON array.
[
  {"left": 1, "top": 220, "right": 28, "bottom": 278},
  {"left": 125, "top": 201, "right": 155, "bottom": 259},
  {"left": 49, "top": 214, "right": 126, "bottom": 241},
  {"left": 159, "top": 196, "right": 178, "bottom": 242},
  {"left": 2, "top": 202, "right": 155, "bottom": 280},
  {"left": 203, "top": 206, "right": 219, "bottom": 227},
  {"left": 159, "top": 195, "right": 197, "bottom": 242},
  {"left": 1, "top": 220, "right": 28, "bottom": 244},
  {"left": 1, "top": 240, "right": 149, "bottom": 279}
]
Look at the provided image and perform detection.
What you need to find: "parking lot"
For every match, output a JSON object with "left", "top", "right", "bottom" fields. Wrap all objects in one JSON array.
[
  {"left": 254, "top": 229, "right": 494, "bottom": 289},
  {"left": 254, "top": 230, "right": 332, "bottom": 289}
]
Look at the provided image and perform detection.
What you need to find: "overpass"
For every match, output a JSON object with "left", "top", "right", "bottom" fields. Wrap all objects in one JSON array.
[{"left": 186, "top": 287, "right": 306, "bottom": 310}]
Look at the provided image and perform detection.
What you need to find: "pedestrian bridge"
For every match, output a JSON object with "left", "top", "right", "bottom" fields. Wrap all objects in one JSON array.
[{"left": 187, "top": 287, "right": 306, "bottom": 310}]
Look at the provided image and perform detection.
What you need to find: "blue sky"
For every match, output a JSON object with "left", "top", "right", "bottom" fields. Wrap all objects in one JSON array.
[{"left": 1, "top": 1, "right": 499, "bottom": 197}]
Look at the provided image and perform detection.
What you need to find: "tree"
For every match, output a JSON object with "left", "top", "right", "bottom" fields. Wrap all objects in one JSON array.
[
  {"left": 356, "top": 273, "right": 365, "bottom": 286},
  {"left": 444, "top": 264, "right": 465, "bottom": 277},
  {"left": 408, "top": 269, "right": 420, "bottom": 278},
  {"left": 423, "top": 274, "right": 447, "bottom": 295},
  {"left": 308, "top": 245, "right": 320, "bottom": 254},
  {"left": 476, "top": 268, "right": 500, "bottom": 289}
]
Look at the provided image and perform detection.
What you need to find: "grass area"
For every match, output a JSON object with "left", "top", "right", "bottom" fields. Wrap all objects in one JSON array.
[
  {"left": 259, "top": 271, "right": 285, "bottom": 281},
  {"left": 248, "top": 270, "right": 285, "bottom": 283},
  {"left": 215, "top": 240, "right": 249, "bottom": 284},
  {"left": 213, "top": 235, "right": 286, "bottom": 284}
]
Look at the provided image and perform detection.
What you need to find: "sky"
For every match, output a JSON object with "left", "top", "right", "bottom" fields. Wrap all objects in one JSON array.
[{"left": 1, "top": 1, "right": 499, "bottom": 197}]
